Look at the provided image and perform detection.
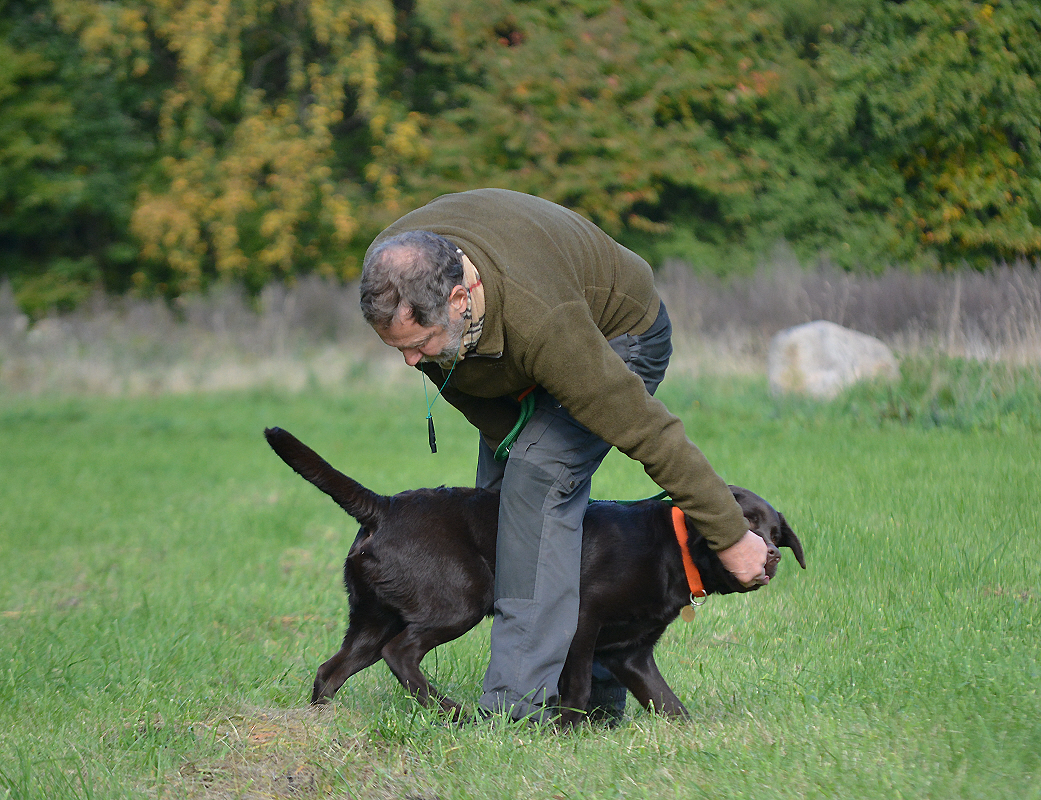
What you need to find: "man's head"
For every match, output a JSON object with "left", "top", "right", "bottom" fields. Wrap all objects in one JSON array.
[{"left": 361, "top": 231, "right": 469, "bottom": 367}]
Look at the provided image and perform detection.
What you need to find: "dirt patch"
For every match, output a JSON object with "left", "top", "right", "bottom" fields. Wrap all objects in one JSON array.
[
  {"left": 982, "top": 585, "right": 1034, "bottom": 602},
  {"left": 162, "top": 706, "right": 433, "bottom": 800}
]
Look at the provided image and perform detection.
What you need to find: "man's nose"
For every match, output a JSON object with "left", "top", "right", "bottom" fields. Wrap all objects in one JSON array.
[{"left": 402, "top": 349, "right": 423, "bottom": 367}]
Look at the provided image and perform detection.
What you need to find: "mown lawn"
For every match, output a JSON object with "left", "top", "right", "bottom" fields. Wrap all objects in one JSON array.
[{"left": 0, "top": 379, "right": 1038, "bottom": 799}]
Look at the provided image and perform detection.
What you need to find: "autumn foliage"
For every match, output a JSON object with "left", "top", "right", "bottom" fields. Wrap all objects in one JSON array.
[{"left": 1, "top": 0, "right": 1039, "bottom": 312}]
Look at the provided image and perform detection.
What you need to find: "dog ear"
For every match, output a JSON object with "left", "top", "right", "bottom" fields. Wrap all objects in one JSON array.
[{"left": 775, "top": 513, "right": 806, "bottom": 569}]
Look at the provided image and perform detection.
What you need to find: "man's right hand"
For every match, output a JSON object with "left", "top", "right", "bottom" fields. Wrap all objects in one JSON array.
[{"left": 717, "top": 530, "right": 769, "bottom": 587}]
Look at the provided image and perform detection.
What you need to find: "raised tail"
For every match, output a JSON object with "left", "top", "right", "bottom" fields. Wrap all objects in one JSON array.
[{"left": 264, "top": 427, "right": 390, "bottom": 529}]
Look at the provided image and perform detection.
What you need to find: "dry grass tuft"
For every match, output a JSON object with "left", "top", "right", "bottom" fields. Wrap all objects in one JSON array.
[
  {"left": 164, "top": 706, "right": 429, "bottom": 800},
  {"left": 660, "top": 257, "right": 1041, "bottom": 378}
]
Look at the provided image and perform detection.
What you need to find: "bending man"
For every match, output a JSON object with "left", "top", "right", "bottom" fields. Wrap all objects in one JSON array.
[{"left": 359, "top": 189, "right": 767, "bottom": 722}]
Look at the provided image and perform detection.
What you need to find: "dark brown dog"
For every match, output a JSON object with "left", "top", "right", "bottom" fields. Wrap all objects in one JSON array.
[{"left": 265, "top": 427, "right": 805, "bottom": 725}]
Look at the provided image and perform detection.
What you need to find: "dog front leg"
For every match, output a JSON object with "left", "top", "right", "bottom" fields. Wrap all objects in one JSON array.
[
  {"left": 556, "top": 623, "right": 601, "bottom": 728},
  {"left": 604, "top": 648, "right": 690, "bottom": 718},
  {"left": 557, "top": 659, "right": 595, "bottom": 728}
]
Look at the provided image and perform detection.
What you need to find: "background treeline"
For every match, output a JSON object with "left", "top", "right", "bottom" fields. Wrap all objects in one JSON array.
[{"left": 2, "top": 0, "right": 1040, "bottom": 316}]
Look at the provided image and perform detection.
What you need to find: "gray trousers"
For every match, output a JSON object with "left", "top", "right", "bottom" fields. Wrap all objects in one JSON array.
[{"left": 476, "top": 303, "right": 673, "bottom": 719}]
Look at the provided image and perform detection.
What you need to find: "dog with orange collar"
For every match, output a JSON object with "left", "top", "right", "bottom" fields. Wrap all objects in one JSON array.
[{"left": 265, "top": 426, "right": 805, "bottom": 726}]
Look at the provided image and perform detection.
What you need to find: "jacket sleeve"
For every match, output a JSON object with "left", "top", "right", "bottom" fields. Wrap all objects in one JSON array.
[{"left": 520, "top": 303, "right": 749, "bottom": 551}]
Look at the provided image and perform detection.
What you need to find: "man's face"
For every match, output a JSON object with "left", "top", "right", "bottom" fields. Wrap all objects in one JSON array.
[{"left": 377, "top": 307, "right": 467, "bottom": 368}]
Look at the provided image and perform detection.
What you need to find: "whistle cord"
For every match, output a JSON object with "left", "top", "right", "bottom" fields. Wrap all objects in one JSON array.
[{"left": 421, "top": 352, "right": 460, "bottom": 454}]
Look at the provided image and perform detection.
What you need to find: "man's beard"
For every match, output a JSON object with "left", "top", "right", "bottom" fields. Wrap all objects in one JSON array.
[{"left": 422, "top": 314, "right": 468, "bottom": 368}]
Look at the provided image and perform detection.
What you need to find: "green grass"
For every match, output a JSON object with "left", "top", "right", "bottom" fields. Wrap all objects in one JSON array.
[{"left": 0, "top": 377, "right": 1038, "bottom": 799}]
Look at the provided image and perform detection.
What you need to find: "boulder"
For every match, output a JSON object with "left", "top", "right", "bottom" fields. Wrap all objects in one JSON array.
[{"left": 768, "top": 320, "right": 898, "bottom": 399}]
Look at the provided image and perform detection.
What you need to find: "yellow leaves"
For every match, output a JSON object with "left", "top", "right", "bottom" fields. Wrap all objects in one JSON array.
[
  {"left": 366, "top": 109, "right": 428, "bottom": 210},
  {"left": 308, "top": 0, "right": 393, "bottom": 48},
  {"left": 119, "top": 6, "right": 148, "bottom": 35},
  {"left": 132, "top": 191, "right": 206, "bottom": 290},
  {"left": 137, "top": 66, "right": 370, "bottom": 286},
  {"left": 157, "top": 0, "right": 246, "bottom": 109},
  {"left": 54, "top": 0, "right": 151, "bottom": 75},
  {"left": 105, "top": 0, "right": 406, "bottom": 291},
  {"left": 386, "top": 112, "right": 425, "bottom": 159},
  {"left": 324, "top": 191, "right": 358, "bottom": 245},
  {"left": 894, "top": 135, "right": 1040, "bottom": 260}
]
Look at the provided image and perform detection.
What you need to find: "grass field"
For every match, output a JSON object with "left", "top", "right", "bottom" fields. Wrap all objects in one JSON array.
[{"left": 1, "top": 378, "right": 1038, "bottom": 799}]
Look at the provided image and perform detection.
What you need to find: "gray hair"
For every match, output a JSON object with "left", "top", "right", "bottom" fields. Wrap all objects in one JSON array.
[{"left": 359, "top": 231, "right": 464, "bottom": 329}]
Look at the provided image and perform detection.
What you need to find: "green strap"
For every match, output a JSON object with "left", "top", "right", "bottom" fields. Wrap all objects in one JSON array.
[
  {"left": 491, "top": 390, "right": 671, "bottom": 505},
  {"left": 494, "top": 391, "right": 537, "bottom": 462},
  {"left": 611, "top": 490, "right": 670, "bottom": 505}
]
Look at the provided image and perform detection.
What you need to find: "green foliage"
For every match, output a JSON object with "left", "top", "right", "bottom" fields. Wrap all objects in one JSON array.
[
  {"left": 814, "top": 0, "right": 1041, "bottom": 267},
  {"left": 0, "top": 0, "right": 155, "bottom": 307},
  {"left": 397, "top": 0, "right": 797, "bottom": 260},
  {"left": 836, "top": 355, "right": 1041, "bottom": 431},
  {"left": 2, "top": 0, "right": 1040, "bottom": 307},
  {"left": 386, "top": 0, "right": 1041, "bottom": 273},
  {"left": 0, "top": 21, "right": 72, "bottom": 232}
]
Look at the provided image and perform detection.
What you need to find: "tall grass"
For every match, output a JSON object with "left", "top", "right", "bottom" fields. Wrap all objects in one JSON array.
[
  {"left": 1, "top": 381, "right": 1038, "bottom": 799},
  {"left": 2, "top": 260, "right": 1039, "bottom": 396}
]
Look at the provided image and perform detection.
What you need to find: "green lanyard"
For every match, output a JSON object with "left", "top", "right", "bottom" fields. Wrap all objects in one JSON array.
[{"left": 421, "top": 352, "right": 459, "bottom": 454}]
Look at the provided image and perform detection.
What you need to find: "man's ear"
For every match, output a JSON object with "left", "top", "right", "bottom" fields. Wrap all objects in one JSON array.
[{"left": 448, "top": 284, "right": 468, "bottom": 318}]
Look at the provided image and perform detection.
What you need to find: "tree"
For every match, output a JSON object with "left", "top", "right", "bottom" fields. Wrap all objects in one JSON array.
[
  {"left": 0, "top": 0, "right": 152, "bottom": 312},
  {"left": 395, "top": 0, "right": 788, "bottom": 258},
  {"left": 813, "top": 0, "right": 1041, "bottom": 266},
  {"left": 385, "top": 0, "right": 1041, "bottom": 271},
  {"left": 52, "top": 0, "right": 417, "bottom": 294}
]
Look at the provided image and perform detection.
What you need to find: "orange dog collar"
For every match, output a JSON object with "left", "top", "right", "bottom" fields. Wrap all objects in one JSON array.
[{"left": 671, "top": 505, "right": 707, "bottom": 621}]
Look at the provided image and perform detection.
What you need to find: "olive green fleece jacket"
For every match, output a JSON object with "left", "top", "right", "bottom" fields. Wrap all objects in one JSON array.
[{"left": 369, "top": 188, "right": 748, "bottom": 551}]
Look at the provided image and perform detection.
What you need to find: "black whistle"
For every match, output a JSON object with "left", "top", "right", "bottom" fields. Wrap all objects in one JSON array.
[{"left": 427, "top": 415, "right": 437, "bottom": 454}]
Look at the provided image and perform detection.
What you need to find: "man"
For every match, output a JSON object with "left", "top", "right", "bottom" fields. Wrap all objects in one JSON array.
[{"left": 360, "top": 189, "right": 767, "bottom": 722}]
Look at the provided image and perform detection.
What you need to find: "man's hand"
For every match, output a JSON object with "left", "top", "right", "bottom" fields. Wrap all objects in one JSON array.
[{"left": 717, "top": 530, "right": 769, "bottom": 587}]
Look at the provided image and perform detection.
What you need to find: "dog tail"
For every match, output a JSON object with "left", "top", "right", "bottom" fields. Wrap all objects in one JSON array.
[{"left": 264, "top": 427, "right": 389, "bottom": 528}]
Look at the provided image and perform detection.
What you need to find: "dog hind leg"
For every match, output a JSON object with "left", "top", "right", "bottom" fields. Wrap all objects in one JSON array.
[
  {"left": 312, "top": 614, "right": 404, "bottom": 704},
  {"left": 380, "top": 622, "right": 479, "bottom": 720}
]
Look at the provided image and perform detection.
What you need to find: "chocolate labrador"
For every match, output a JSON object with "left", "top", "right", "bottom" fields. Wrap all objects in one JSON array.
[{"left": 264, "top": 427, "right": 805, "bottom": 725}]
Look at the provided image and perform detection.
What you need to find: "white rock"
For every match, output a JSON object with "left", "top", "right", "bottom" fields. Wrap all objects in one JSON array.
[{"left": 768, "top": 320, "right": 899, "bottom": 399}]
